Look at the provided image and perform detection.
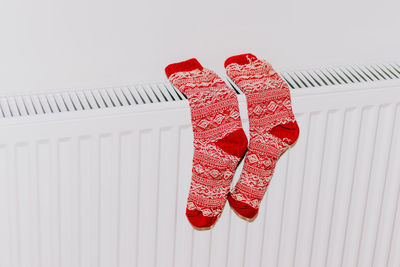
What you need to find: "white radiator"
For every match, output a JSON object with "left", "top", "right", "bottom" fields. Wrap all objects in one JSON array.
[{"left": 1, "top": 63, "right": 400, "bottom": 267}]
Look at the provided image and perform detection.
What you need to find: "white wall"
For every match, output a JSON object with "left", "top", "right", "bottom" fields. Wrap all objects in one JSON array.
[{"left": 0, "top": 0, "right": 399, "bottom": 95}]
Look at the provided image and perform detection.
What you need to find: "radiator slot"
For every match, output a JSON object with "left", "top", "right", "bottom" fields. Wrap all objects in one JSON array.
[
  {"left": 83, "top": 91, "right": 99, "bottom": 109},
  {"left": 15, "top": 96, "right": 28, "bottom": 116},
  {"left": 23, "top": 95, "right": 37, "bottom": 114},
  {"left": 156, "top": 83, "right": 174, "bottom": 101},
  {"left": 298, "top": 72, "right": 315, "bottom": 87},
  {"left": 294, "top": 72, "right": 309, "bottom": 87},
  {"left": 54, "top": 93, "right": 68, "bottom": 112},
  {"left": 386, "top": 64, "right": 399, "bottom": 78},
  {"left": 136, "top": 85, "right": 153, "bottom": 104}
]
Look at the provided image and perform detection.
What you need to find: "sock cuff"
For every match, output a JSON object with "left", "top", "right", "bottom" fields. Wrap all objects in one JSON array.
[
  {"left": 165, "top": 58, "right": 203, "bottom": 78},
  {"left": 224, "top": 53, "right": 258, "bottom": 68}
]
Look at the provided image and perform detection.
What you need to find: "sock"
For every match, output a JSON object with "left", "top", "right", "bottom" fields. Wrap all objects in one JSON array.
[
  {"left": 225, "top": 53, "right": 300, "bottom": 220},
  {"left": 165, "top": 58, "right": 248, "bottom": 229}
]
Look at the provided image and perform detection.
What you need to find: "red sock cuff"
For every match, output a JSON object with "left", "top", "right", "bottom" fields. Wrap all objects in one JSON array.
[
  {"left": 224, "top": 53, "right": 258, "bottom": 68},
  {"left": 165, "top": 58, "right": 203, "bottom": 78}
]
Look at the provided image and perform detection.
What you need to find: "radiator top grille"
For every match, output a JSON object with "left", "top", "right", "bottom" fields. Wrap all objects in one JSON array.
[{"left": 1, "top": 63, "right": 399, "bottom": 118}]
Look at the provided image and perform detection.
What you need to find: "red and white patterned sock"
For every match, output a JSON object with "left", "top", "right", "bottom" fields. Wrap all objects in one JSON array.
[
  {"left": 225, "top": 53, "right": 300, "bottom": 220},
  {"left": 165, "top": 58, "right": 248, "bottom": 229}
]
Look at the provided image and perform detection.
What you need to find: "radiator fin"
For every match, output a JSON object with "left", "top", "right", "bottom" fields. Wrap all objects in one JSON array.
[{"left": 1, "top": 63, "right": 399, "bottom": 119}]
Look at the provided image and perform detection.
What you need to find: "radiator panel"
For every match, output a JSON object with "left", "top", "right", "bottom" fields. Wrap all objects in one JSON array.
[{"left": 0, "top": 79, "right": 400, "bottom": 267}]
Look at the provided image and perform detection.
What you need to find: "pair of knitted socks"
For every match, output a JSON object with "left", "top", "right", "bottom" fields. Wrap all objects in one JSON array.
[{"left": 165, "top": 53, "right": 300, "bottom": 229}]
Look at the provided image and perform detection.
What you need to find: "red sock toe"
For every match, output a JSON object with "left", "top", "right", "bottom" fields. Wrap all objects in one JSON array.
[
  {"left": 186, "top": 208, "right": 219, "bottom": 229},
  {"left": 227, "top": 193, "right": 258, "bottom": 220}
]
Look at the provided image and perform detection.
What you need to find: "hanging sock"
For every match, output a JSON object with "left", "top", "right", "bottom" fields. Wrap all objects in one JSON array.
[
  {"left": 165, "top": 58, "right": 248, "bottom": 229},
  {"left": 225, "top": 53, "right": 300, "bottom": 220}
]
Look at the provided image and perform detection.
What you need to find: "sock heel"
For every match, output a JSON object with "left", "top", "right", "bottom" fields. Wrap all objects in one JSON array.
[
  {"left": 269, "top": 121, "right": 300, "bottom": 146},
  {"left": 215, "top": 128, "right": 248, "bottom": 158}
]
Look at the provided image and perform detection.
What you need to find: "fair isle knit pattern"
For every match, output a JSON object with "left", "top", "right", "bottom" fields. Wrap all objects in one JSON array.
[
  {"left": 168, "top": 64, "right": 247, "bottom": 225},
  {"left": 226, "top": 55, "right": 299, "bottom": 211}
]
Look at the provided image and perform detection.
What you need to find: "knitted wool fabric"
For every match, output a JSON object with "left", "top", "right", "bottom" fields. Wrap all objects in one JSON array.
[
  {"left": 225, "top": 53, "right": 300, "bottom": 220},
  {"left": 165, "top": 58, "right": 248, "bottom": 229}
]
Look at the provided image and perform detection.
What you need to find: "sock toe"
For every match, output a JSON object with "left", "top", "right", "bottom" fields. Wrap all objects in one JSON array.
[
  {"left": 227, "top": 192, "right": 258, "bottom": 220},
  {"left": 186, "top": 208, "right": 219, "bottom": 229}
]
